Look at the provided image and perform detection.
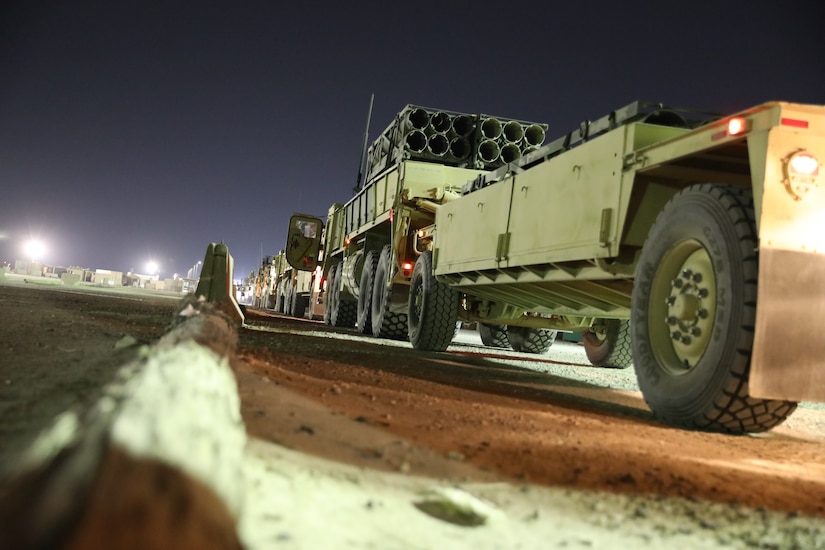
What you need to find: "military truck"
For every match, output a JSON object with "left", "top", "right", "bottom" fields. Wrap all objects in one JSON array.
[
  {"left": 248, "top": 254, "right": 277, "bottom": 309},
  {"left": 270, "top": 248, "right": 324, "bottom": 320},
  {"left": 287, "top": 104, "right": 552, "bottom": 345},
  {"left": 289, "top": 99, "right": 824, "bottom": 434}
]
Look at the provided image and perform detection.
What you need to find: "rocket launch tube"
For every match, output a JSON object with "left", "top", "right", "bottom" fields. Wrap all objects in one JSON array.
[
  {"left": 429, "top": 112, "right": 452, "bottom": 134},
  {"left": 480, "top": 117, "right": 502, "bottom": 140},
  {"left": 406, "top": 108, "right": 430, "bottom": 131},
  {"left": 500, "top": 143, "right": 522, "bottom": 163},
  {"left": 451, "top": 115, "right": 474, "bottom": 137},
  {"left": 363, "top": 105, "right": 548, "bottom": 178},
  {"left": 405, "top": 130, "right": 428, "bottom": 153},
  {"left": 449, "top": 137, "right": 471, "bottom": 159},
  {"left": 502, "top": 120, "right": 524, "bottom": 143},
  {"left": 524, "top": 124, "right": 546, "bottom": 146},
  {"left": 478, "top": 139, "right": 501, "bottom": 163},
  {"left": 427, "top": 134, "right": 449, "bottom": 156}
]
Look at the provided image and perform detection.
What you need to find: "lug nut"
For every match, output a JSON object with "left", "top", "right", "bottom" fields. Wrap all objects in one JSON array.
[
  {"left": 681, "top": 335, "right": 692, "bottom": 345},
  {"left": 666, "top": 316, "right": 678, "bottom": 325},
  {"left": 693, "top": 273, "right": 703, "bottom": 283},
  {"left": 697, "top": 308, "right": 708, "bottom": 319},
  {"left": 698, "top": 288, "right": 709, "bottom": 298},
  {"left": 682, "top": 269, "right": 693, "bottom": 279},
  {"left": 691, "top": 326, "right": 701, "bottom": 336},
  {"left": 666, "top": 295, "right": 676, "bottom": 306},
  {"left": 671, "top": 331, "right": 682, "bottom": 340},
  {"left": 672, "top": 278, "right": 683, "bottom": 288}
]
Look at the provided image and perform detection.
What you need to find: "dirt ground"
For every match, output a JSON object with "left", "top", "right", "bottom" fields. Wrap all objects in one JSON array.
[
  {"left": 235, "top": 309, "right": 825, "bottom": 517},
  {"left": 0, "top": 280, "right": 181, "bottom": 471},
  {"left": 3, "top": 278, "right": 825, "bottom": 548}
]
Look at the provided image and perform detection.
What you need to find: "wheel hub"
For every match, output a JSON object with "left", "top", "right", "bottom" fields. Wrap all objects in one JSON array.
[
  {"left": 670, "top": 291, "right": 699, "bottom": 321},
  {"left": 412, "top": 284, "right": 424, "bottom": 317},
  {"left": 663, "top": 252, "right": 716, "bottom": 370}
]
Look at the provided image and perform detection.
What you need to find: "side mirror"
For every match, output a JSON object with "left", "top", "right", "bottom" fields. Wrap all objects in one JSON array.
[{"left": 286, "top": 214, "right": 323, "bottom": 271}]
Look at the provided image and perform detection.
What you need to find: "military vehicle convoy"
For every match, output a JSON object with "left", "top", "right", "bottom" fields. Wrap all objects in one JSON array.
[
  {"left": 247, "top": 256, "right": 275, "bottom": 309},
  {"left": 256, "top": 249, "right": 324, "bottom": 320},
  {"left": 286, "top": 99, "right": 824, "bottom": 434}
]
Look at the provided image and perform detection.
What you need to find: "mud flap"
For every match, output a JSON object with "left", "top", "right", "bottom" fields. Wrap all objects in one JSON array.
[{"left": 750, "top": 248, "right": 825, "bottom": 401}]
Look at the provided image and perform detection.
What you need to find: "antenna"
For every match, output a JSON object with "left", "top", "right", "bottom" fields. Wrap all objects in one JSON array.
[{"left": 354, "top": 93, "right": 375, "bottom": 192}]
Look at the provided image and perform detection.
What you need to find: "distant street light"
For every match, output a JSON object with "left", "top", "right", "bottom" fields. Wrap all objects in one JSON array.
[
  {"left": 24, "top": 239, "right": 46, "bottom": 262},
  {"left": 193, "top": 260, "right": 202, "bottom": 279},
  {"left": 146, "top": 260, "right": 159, "bottom": 278}
]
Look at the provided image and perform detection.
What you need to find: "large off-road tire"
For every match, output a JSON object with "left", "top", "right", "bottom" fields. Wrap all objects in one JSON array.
[
  {"left": 371, "top": 245, "right": 408, "bottom": 340},
  {"left": 408, "top": 251, "right": 460, "bottom": 351},
  {"left": 335, "top": 265, "right": 357, "bottom": 328},
  {"left": 583, "top": 319, "right": 632, "bottom": 369},
  {"left": 323, "top": 268, "right": 334, "bottom": 326},
  {"left": 281, "top": 279, "right": 293, "bottom": 315},
  {"left": 328, "top": 263, "right": 356, "bottom": 328},
  {"left": 478, "top": 323, "right": 510, "bottom": 349},
  {"left": 632, "top": 183, "right": 797, "bottom": 433},
  {"left": 506, "top": 326, "right": 556, "bottom": 354},
  {"left": 356, "top": 251, "right": 377, "bottom": 334},
  {"left": 290, "top": 291, "right": 309, "bottom": 319},
  {"left": 325, "top": 264, "right": 340, "bottom": 324}
]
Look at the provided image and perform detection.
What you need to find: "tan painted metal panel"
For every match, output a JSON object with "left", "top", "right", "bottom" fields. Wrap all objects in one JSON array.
[
  {"left": 506, "top": 129, "right": 626, "bottom": 266},
  {"left": 400, "top": 161, "right": 485, "bottom": 203},
  {"left": 434, "top": 180, "right": 513, "bottom": 275},
  {"left": 751, "top": 248, "right": 825, "bottom": 401},
  {"left": 748, "top": 104, "right": 825, "bottom": 400},
  {"left": 752, "top": 122, "right": 825, "bottom": 255}
]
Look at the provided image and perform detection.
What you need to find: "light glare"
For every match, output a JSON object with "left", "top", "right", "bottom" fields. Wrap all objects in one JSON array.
[
  {"left": 789, "top": 152, "right": 819, "bottom": 175},
  {"left": 727, "top": 117, "right": 746, "bottom": 135},
  {"left": 24, "top": 240, "right": 46, "bottom": 260}
]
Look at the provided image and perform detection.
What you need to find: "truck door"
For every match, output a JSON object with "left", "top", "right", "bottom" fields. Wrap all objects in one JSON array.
[{"left": 286, "top": 215, "right": 323, "bottom": 271}]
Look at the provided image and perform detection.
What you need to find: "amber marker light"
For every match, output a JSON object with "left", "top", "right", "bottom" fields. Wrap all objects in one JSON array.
[
  {"left": 711, "top": 116, "right": 751, "bottom": 141},
  {"left": 727, "top": 117, "right": 747, "bottom": 136}
]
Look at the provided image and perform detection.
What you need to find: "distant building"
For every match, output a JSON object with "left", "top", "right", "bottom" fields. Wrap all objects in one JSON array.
[
  {"left": 163, "top": 278, "right": 185, "bottom": 293},
  {"left": 7, "top": 258, "right": 187, "bottom": 294},
  {"left": 93, "top": 269, "right": 123, "bottom": 286},
  {"left": 124, "top": 272, "right": 164, "bottom": 289},
  {"left": 42, "top": 265, "right": 68, "bottom": 279},
  {"left": 14, "top": 259, "right": 44, "bottom": 276},
  {"left": 60, "top": 266, "right": 92, "bottom": 285}
]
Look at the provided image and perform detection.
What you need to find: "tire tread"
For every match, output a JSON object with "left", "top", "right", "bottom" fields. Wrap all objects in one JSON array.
[{"left": 632, "top": 183, "right": 796, "bottom": 434}]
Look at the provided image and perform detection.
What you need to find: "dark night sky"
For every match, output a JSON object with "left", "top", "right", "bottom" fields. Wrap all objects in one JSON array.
[{"left": 1, "top": 1, "right": 821, "bottom": 280}]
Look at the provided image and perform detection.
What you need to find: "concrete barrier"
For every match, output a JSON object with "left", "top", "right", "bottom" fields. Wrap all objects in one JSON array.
[
  {"left": 195, "top": 242, "right": 244, "bottom": 326},
  {"left": 0, "top": 300, "right": 245, "bottom": 549}
]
